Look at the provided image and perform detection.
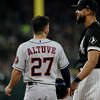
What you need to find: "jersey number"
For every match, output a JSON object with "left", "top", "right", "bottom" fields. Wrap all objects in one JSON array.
[{"left": 31, "top": 57, "right": 54, "bottom": 76}]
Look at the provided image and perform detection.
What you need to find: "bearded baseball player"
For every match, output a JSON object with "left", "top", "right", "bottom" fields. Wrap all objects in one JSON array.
[
  {"left": 5, "top": 16, "right": 71, "bottom": 100},
  {"left": 70, "top": 0, "right": 100, "bottom": 100}
]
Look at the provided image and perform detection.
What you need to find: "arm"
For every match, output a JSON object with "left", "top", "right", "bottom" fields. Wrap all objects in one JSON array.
[
  {"left": 61, "top": 67, "right": 71, "bottom": 97},
  {"left": 57, "top": 44, "right": 71, "bottom": 97},
  {"left": 61, "top": 67, "right": 71, "bottom": 88},
  {"left": 77, "top": 50, "right": 100, "bottom": 80},
  {"left": 5, "top": 69, "right": 22, "bottom": 96},
  {"left": 71, "top": 50, "right": 100, "bottom": 95}
]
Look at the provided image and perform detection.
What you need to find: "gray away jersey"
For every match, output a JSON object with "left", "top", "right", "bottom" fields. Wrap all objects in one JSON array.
[{"left": 12, "top": 39, "right": 69, "bottom": 84}]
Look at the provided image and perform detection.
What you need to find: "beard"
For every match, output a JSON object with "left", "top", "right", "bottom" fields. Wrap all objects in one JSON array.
[{"left": 76, "top": 15, "right": 86, "bottom": 24}]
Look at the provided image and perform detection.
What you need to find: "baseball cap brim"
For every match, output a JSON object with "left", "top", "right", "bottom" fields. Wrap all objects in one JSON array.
[
  {"left": 71, "top": 5, "right": 78, "bottom": 8},
  {"left": 70, "top": 4, "right": 86, "bottom": 10},
  {"left": 70, "top": 5, "right": 79, "bottom": 9}
]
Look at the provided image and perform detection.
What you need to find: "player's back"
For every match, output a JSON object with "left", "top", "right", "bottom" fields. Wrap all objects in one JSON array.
[{"left": 18, "top": 38, "right": 68, "bottom": 84}]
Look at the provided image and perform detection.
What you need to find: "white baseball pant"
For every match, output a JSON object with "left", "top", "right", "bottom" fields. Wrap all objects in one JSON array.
[{"left": 73, "top": 69, "right": 100, "bottom": 100}]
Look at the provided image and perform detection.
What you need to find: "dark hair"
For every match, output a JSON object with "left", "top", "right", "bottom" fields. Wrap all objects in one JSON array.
[{"left": 32, "top": 16, "right": 49, "bottom": 34}]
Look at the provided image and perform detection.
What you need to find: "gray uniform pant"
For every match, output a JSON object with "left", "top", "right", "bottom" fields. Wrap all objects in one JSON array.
[{"left": 24, "top": 83, "right": 57, "bottom": 100}]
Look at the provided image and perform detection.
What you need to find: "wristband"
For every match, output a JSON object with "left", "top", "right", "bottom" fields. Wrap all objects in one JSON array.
[{"left": 73, "top": 77, "right": 81, "bottom": 83}]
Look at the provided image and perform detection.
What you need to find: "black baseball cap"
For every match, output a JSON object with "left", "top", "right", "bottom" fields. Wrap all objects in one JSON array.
[{"left": 71, "top": 0, "right": 98, "bottom": 12}]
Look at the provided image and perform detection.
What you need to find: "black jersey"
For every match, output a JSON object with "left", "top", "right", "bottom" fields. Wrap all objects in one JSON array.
[{"left": 77, "top": 21, "right": 100, "bottom": 69}]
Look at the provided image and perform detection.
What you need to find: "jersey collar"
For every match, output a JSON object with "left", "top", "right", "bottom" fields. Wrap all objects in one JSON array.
[{"left": 29, "top": 38, "right": 51, "bottom": 44}]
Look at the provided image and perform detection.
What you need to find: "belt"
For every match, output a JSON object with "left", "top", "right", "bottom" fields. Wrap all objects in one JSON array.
[
  {"left": 27, "top": 82, "right": 37, "bottom": 85},
  {"left": 27, "top": 82, "right": 55, "bottom": 85}
]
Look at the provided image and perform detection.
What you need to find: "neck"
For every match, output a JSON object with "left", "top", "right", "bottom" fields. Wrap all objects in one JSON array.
[
  {"left": 84, "top": 15, "right": 97, "bottom": 28},
  {"left": 33, "top": 33, "right": 47, "bottom": 39}
]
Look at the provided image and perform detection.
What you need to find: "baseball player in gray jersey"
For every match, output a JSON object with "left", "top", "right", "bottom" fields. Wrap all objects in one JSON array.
[
  {"left": 70, "top": 0, "right": 100, "bottom": 100},
  {"left": 5, "top": 16, "right": 71, "bottom": 100}
]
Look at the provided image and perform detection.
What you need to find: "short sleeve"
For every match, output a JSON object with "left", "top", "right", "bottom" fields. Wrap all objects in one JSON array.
[
  {"left": 87, "top": 31, "right": 100, "bottom": 51},
  {"left": 58, "top": 45, "right": 69, "bottom": 69},
  {"left": 12, "top": 44, "right": 26, "bottom": 72}
]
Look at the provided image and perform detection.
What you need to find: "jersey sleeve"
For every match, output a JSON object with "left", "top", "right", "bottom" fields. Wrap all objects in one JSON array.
[
  {"left": 12, "top": 44, "right": 26, "bottom": 72},
  {"left": 87, "top": 31, "right": 100, "bottom": 51},
  {"left": 58, "top": 44, "right": 69, "bottom": 69}
]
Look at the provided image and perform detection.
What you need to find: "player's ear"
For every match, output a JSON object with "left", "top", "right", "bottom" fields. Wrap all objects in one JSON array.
[
  {"left": 86, "top": 9, "right": 91, "bottom": 16},
  {"left": 43, "top": 24, "right": 49, "bottom": 34}
]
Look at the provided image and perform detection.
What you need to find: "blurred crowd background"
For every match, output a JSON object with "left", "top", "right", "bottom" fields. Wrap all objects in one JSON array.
[{"left": 0, "top": 0, "right": 100, "bottom": 100}]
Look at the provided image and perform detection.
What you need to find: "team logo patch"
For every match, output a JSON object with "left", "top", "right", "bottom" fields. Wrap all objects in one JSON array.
[
  {"left": 89, "top": 36, "right": 97, "bottom": 45},
  {"left": 14, "top": 56, "right": 19, "bottom": 64}
]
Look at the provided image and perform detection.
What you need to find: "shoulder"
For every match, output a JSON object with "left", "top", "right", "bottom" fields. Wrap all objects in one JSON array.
[
  {"left": 91, "top": 21, "right": 100, "bottom": 29},
  {"left": 17, "top": 40, "right": 31, "bottom": 50},
  {"left": 49, "top": 39, "right": 63, "bottom": 48},
  {"left": 86, "top": 22, "right": 100, "bottom": 37},
  {"left": 89, "top": 22, "right": 100, "bottom": 33}
]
